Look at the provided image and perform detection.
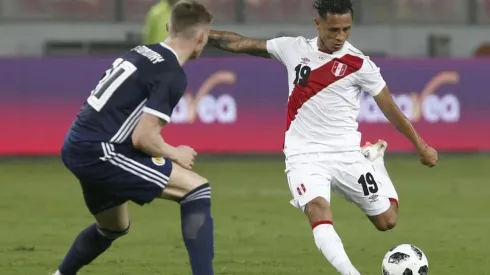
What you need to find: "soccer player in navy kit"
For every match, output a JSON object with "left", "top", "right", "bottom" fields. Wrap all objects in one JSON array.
[{"left": 53, "top": 1, "right": 215, "bottom": 274}]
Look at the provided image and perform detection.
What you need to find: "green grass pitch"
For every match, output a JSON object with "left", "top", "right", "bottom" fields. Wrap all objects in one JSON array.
[{"left": 0, "top": 155, "right": 489, "bottom": 274}]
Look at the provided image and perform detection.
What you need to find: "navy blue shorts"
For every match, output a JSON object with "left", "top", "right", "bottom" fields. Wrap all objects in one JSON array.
[{"left": 61, "top": 141, "right": 173, "bottom": 215}]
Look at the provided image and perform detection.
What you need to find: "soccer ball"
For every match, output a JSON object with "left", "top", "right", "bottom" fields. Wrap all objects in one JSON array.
[{"left": 382, "top": 244, "right": 429, "bottom": 275}]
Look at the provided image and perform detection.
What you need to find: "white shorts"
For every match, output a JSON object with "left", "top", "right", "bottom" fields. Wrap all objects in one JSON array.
[{"left": 285, "top": 151, "right": 399, "bottom": 217}]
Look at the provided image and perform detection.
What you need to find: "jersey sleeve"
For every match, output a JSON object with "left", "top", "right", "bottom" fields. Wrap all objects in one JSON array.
[
  {"left": 266, "top": 36, "right": 297, "bottom": 63},
  {"left": 143, "top": 72, "right": 185, "bottom": 122},
  {"left": 357, "top": 57, "right": 386, "bottom": 97}
]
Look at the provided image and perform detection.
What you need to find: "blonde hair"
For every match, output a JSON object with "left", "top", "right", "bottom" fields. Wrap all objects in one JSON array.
[{"left": 169, "top": 0, "right": 213, "bottom": 36}]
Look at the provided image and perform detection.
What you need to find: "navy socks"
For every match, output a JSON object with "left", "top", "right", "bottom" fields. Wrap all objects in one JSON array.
[{"left": 180, "top": 183, "right": 214, "bottom": 275}]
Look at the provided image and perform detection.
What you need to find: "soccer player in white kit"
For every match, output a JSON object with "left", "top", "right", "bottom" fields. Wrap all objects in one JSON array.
[{"left": 207, "top": 0, "right": 439, "bottom": 274}]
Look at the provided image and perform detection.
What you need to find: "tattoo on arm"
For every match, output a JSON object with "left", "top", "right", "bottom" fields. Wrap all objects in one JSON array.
[{"left": 208, "top": 30, "right": 270, "bottom": 58}]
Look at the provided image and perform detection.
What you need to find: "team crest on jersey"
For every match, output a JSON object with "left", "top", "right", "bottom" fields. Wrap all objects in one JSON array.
[
  {"left": 152, "top": 157, "right": 166, "bottom": 166},
  {"left": 331, "top": 61, "right": 348, "bottom": 77}
]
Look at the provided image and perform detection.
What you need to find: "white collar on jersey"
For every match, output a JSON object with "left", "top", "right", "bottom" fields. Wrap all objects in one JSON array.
[
  {"left": 160, "top": 42, "right": 179, "bottom": 61},
  {"left": 312, "top": 37, "right": 345, "bottom": 55}
]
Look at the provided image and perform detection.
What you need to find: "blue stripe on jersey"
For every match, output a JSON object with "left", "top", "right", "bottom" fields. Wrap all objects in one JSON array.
[
  {"left": 110, "top": 99, "right": 146, "bottom": 143},
  {"left": 100, "top": 142, "right": 169, "bottom": 188}
]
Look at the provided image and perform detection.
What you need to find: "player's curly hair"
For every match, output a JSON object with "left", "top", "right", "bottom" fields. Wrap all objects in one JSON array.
[{"left": 313, "top": 0, "right": 354, "bottom": 19}]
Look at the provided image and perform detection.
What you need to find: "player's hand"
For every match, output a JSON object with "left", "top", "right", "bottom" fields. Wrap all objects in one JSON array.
[
  {"left": 174, "top": 145, "right": 197, "bottom": 170},
  {"left": 418, "top": 145, "right": 438, "bottom": 167}
]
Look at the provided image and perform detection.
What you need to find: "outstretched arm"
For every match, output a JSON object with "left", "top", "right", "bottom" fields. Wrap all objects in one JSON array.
[
  {"left": 208, "top": 30, "right": 271, "bottom": 58},
  {"left": 374, "top": 87, "right": 425, "bottom": 151},
  {"left": 358, "top": 58, "right": 438, "bottom": 167},
  {"left": 374, "top": 87, "right": 438, "bottom": 167}
]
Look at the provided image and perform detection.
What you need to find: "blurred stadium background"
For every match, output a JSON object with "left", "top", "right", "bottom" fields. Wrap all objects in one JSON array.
[{"left": 1, "top": 1, "right": 489, "bottom": 274}]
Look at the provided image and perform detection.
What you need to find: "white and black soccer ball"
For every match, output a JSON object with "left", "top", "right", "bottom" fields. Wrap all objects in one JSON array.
[{"left": 382, "top": 244, "right": 429, "bottom": 275}]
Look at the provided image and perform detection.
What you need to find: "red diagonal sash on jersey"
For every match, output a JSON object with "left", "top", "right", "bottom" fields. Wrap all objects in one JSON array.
[{"left": 285, "top": 54, "right": 364, "bottom": 132}]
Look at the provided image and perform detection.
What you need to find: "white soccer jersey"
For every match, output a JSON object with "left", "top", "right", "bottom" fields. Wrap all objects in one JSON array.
[{"left": 266, "top": 36, "right": 386, "bottom": 157}]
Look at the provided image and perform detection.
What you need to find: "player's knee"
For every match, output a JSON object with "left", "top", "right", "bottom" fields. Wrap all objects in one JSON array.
[
  {"left": 376, "top": 217, "right": 397, "bottom": 232},
  {"left": 304, "top": 197, "right": 331, "bottom": 223},
  {"left": 374, "top": 210, "right": 397, "bottom": 232},
  {"left": 197, "top": 175, "right": 209, "bottom": 187},
  {"left": 184, "top": 177, "right": 209, "bottom": 195},
  {"left": 96, "top": 223, "right": 130, "bottom": 240},
  {"left": 165, "top": 163, "right": 209, "bottom": 200},
  {"left": 181, "top": 182, "right": 212, "bottom": 205},
  {"left": 178, "top": 165, "right": 208, "bottom": 193}
]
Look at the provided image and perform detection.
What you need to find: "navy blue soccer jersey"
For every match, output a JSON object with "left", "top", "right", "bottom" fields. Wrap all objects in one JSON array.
[{"left": 67, "top": 43, "right": 186, "bottom": 145}]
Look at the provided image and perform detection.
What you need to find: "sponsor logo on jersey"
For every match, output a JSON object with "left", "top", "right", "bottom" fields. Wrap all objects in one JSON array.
[
  {"left": 301, "top": 57, "right": 310, "bottom": 64},
  {"left": 369, "top": 194, "right": 379, "bottom": 203}
]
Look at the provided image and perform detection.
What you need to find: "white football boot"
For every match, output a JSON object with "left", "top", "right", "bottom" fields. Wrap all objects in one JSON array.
[{"left": 361, "top": 139, "right": 388, "bottom": 162}]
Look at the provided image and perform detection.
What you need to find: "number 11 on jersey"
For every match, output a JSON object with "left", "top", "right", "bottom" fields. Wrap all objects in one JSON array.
[{"left": 88, "top": 58, "right": 137, "bottom": 112}]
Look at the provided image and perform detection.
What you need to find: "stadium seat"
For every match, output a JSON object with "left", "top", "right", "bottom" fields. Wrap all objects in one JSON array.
[
  {"left": 51, "top": 0, "right": 113, "bottom": 19},
  {"left": 396, "top": 0, "right": 467, "bottom": 23},
  {"left": 244, "top": 0, "right": 312, "bottom": 22},
  {"left": 123, "top": 0, "right": 158, "bottom": 21},
  {"left": 477, "top": 0, "right": 490, "bottom": 23},
  {"left": 18, "top": 0, "right": 113, "bottom": 20},
  {"left": 123, "top": 0, "right": 236, "bottom": 22}
]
